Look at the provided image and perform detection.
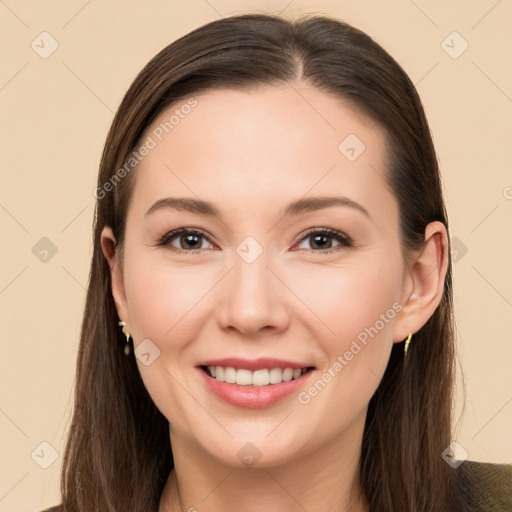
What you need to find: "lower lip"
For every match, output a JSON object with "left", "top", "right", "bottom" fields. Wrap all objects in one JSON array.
[{"left": 197, "top": 367, "right": 315, "bottom": 409}]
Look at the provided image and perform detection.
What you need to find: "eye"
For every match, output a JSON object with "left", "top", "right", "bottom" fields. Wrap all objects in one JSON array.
[
  {"left": 158, "top": 228, "right": 216, "bottom": 253},
  {"left": 292, "top": 228, "right": 352, "bottom": 254},
  {"left": 158, "top": 227, "right": 353, "bottom": 255}
]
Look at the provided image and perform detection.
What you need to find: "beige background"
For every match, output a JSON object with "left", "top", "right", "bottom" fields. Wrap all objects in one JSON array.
[{"left": 1, "top": 1, "right": 511, "bottom": 510}]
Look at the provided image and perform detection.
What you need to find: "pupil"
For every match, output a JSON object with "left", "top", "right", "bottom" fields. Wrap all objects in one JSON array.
[
  {"left": 182, "top": 234, "right": 200, "bottom": 249},
  {"left": 312, "top": 234, "right": 331, "bottom": 249}
]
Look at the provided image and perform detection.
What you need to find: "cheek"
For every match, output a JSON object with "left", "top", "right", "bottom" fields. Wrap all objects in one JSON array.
[
  {"left": 294, "top": 258, "right": 401, "bottom": 342},
  {"left": 290, "top": 260, "right": 401, "bottom": 442},
  {"left": 297, "top": 259, "right": 400, "bottom": 390},
  {"left": 125, "top": 268, "right": 171, "bottom": 339},
  {"left": 123, "top": 253, "right": 217, "bottom": 347},
  {"left": 344, "top": 265, "right": 400, "bottom": 356},
  {"left": 121, "top": 256, "right": 214, "bottom": 417}
]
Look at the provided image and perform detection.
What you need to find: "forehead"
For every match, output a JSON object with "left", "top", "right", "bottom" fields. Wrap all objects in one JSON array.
[{"left": 130, "top": 84, "right": 397, "bottom": 229}]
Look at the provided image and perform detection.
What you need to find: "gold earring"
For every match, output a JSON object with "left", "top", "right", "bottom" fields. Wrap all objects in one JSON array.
[
  {"left": 118, "top": 320, "right": 132, "bottom": 356},
  {"left": 404, "top": 333, "right": 412, "bottom": 356}
]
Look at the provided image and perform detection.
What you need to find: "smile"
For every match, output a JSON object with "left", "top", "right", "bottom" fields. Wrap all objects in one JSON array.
[
  {"left": 201, "top": 365, "right": 312, "bottom": 387},
  {"left": 197, "top": 363, "right": 316, "bottom": 409}
]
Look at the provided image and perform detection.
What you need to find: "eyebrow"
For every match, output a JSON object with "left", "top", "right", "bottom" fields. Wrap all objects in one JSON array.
[{"left": 145, "top": 196, "right": 370, "bottom": 220}]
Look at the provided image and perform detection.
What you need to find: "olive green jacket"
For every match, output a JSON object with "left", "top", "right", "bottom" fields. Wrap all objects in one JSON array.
[{"left": 37, "top": 460, "right": 512, "bottom": 511}]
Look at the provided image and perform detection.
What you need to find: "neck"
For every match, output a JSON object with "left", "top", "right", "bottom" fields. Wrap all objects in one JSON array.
[{"left": 159, "top": 410, "right": 369, "bottom": 512}]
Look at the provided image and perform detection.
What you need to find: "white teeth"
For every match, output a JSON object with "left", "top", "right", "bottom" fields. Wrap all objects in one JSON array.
[
  {"left": 282, "top": 368, "right": 294, "bottom": 382},
  {"left": 224, "top": 367, "right": 236, "bottom": 383},
  {"left": 207, "top": 365, "right": 309, "bottom": 386},
  {"left": 269, "top": 368, "right": 282, "bottom": 384},
  {"left": 235, "top": 369, "right": 253, "bottom": 385},
  {"left": 252, "top": 369, "right": 269, "bottom": 386}
]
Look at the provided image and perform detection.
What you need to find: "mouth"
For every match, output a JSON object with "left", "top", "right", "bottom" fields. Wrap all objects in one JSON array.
[
  {"left": 196, "top": 362, "right": 316, "bottom": 409},
  {"left": 198, "top": 365, "right": 315, "bottom": 387}
]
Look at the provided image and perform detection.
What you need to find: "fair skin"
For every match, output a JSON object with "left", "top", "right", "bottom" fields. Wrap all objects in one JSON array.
[{"left": 101, "top": 83, "right": 448, "bottom": 512}]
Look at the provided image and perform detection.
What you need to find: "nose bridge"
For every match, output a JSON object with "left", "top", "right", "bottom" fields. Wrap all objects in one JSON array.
[{"left": 216, "top": 236, "right": 288, "bottom": 334}]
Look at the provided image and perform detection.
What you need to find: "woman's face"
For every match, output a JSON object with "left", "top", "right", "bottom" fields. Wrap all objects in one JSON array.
[{"left": 103, "top": 84, "right": 424, "bottom": 468}]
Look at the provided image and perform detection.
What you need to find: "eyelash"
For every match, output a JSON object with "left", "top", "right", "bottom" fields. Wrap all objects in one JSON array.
[{"left": 157, "top": 227, "right": 353, "bottom": 255}]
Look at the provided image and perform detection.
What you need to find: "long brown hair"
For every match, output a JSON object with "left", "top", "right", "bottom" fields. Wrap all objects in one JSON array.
[{"left": 59, "top": 13, "right": 460, "bottom": 511}]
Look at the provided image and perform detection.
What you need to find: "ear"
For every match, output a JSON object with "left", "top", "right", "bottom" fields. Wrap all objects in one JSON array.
[
  {"left": 100, "top": 226, "right": 130, "bottom": 327},
  {"left": 393, "top": 221, "right": 449, "bottom": 343}
]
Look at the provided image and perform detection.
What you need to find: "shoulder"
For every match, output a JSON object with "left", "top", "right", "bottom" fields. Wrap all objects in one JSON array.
[
  {"left": 455, "top": 459, "right": 512, "bottom": 511},
  {"left": 36, "top": 506, "right": 62, "bottom": 512}
]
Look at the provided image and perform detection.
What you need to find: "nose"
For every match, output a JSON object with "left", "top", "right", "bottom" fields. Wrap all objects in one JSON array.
[{"left": 216, "top": 249, "right": 290, "bottom": 337}]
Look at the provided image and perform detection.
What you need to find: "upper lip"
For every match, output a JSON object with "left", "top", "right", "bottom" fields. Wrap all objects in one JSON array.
[{"left": 196, "top": 357, "right": 314, "bottom": 371}]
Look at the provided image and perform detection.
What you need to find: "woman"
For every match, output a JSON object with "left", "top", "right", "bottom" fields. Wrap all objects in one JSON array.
[{"left": 40, "top": 13, "right": 511, "bottom": 512}]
